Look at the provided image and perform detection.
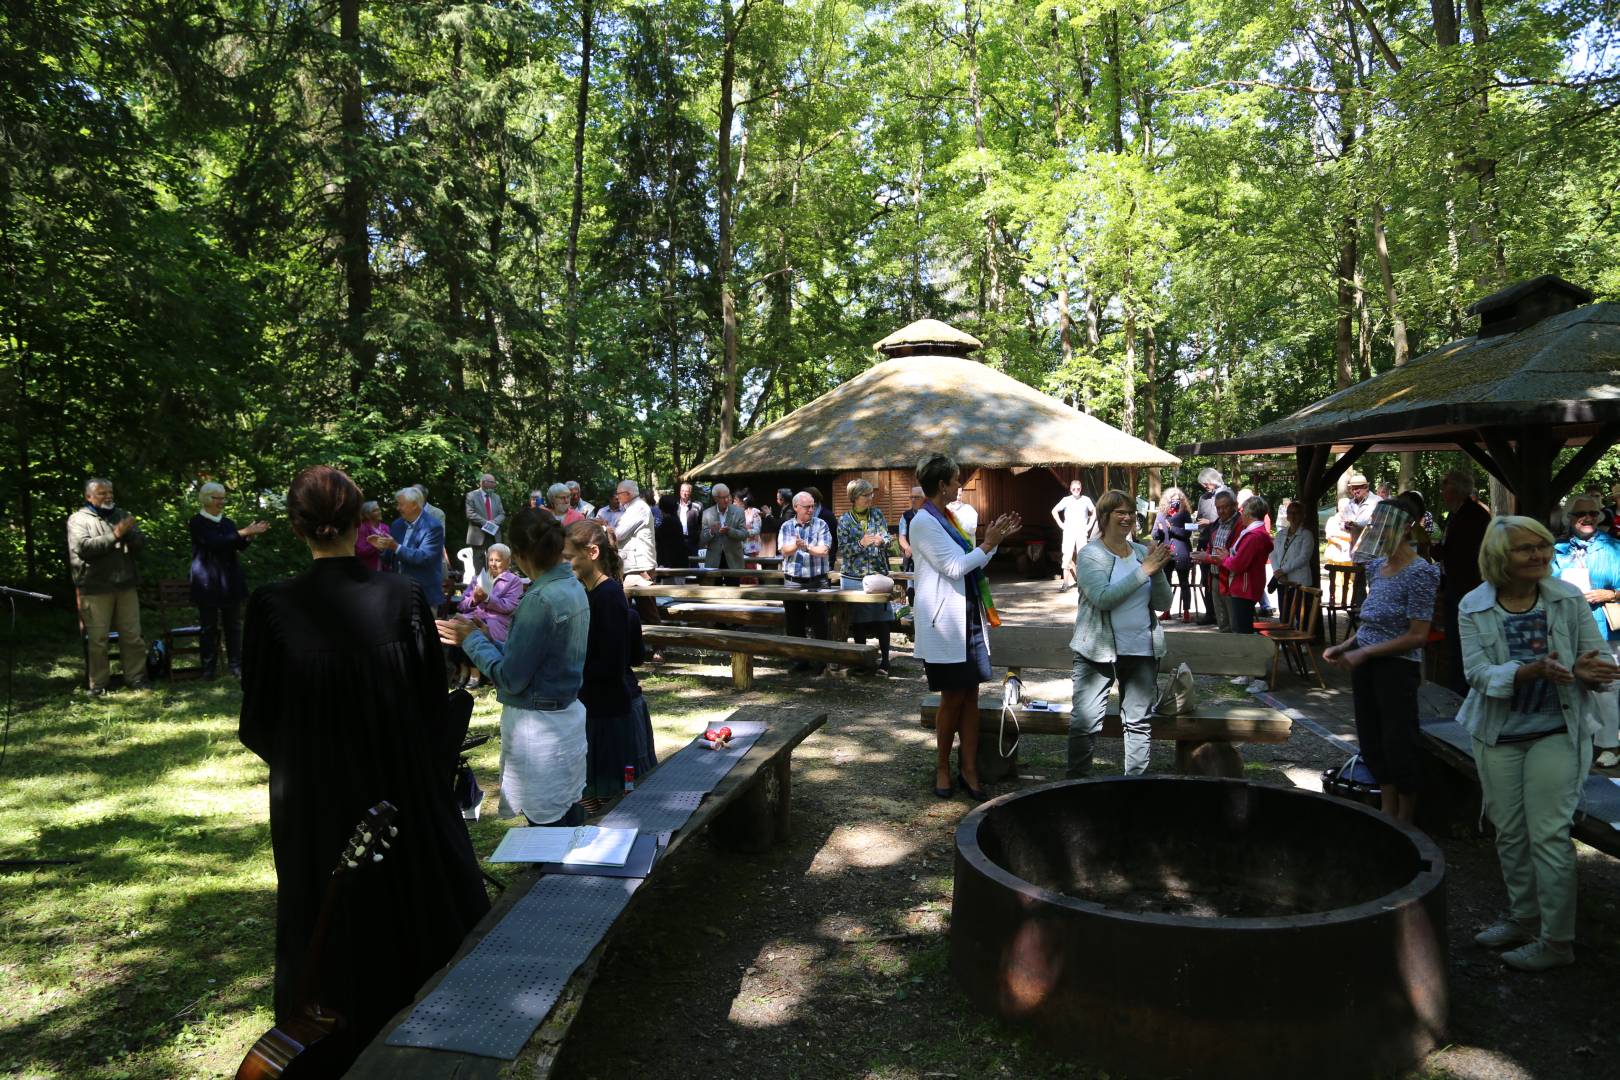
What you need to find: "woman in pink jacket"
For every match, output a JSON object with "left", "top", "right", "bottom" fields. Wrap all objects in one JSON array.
[{"left": 1217, "top": 495, "right": 1275, "bottom": 635}]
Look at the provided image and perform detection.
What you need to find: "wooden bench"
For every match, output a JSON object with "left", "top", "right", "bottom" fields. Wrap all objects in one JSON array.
[
  {"left": 661, "top": 601, "right": 787, "bottom": 631},
  {"left": 916, "top": 625, "right": 1290, "bottom": 780},
  {"left": 643, "top": 624, "right": 877, "bottom": 689},
  {"left": 1416, "top": 683, "right": 1620, "bottom": 859},
  {"left": 917, "top": 695, "right": 1292, "bottom": 779},
  {"left": 349, "top": 707, "right": 827, "bottom": 1079}
]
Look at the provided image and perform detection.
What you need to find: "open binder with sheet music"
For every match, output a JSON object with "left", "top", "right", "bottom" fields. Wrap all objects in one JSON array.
[{"left": 489, "top": 825, "right": 638, "bottom": 867}]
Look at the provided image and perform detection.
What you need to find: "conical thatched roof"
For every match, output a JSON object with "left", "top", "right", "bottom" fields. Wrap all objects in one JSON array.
[
  {"left": 687, "top": 329, "right": 1180, "bottom": 478},
  {"left": 872, "top": 318, "right": 982, "bottom": 354}
]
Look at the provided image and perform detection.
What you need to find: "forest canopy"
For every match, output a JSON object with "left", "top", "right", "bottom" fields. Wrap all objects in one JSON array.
[{"left": 4, "top": 0, "right": 1618, "bottom": 586}]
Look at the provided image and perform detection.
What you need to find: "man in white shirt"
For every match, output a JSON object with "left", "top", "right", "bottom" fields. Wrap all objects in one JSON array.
[
  {"left": 1342, "top": 471, "right": 1381, "bottom": 559},
  {"left": 566, "top": 480, "right": 593, "bottom": 518},
  {"left": 612, "top": 479, "right": 657, "bottom": 584},
  {"left": 1050, "top": 479, "right": 1098, "bottom": 593},
  {"left": 676, "top": 482, "right": 703, "bottom": 559},
  {"left": 947, "top": 487, "right": 979, "bottom": 540}
]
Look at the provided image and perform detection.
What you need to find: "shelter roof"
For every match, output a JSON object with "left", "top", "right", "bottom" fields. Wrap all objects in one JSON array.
[
  {"left": 687, "top": 350, "right": 1179, "bottom": 479},
  {"left": 1178, "top": 300, "right": 1620, "bottom": 456},
  {"left": 872, "top": 318, "right": 983, "bottom": 354}
]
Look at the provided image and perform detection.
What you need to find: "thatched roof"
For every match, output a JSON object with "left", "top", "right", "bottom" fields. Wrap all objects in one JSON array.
[
  {"left": 687, "top": 335, "right": 1180, "bottom": 479},
  {"left": 872, "top": 318, "right": 982, "bottom": 354},
  {"left": 1178, "top": 299, "right": 1620, "bottom": 457}
]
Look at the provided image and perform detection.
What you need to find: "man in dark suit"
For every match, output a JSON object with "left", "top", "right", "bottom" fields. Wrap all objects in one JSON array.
[
  {"left": 464, "top": 473, "right": 506, "bottom": 574},
  {"left": 1435, "top": 467, "right": 1491, "bottom": 695},
  {"left": 676, "top": 482, "right": 703, "bottom": 560}
]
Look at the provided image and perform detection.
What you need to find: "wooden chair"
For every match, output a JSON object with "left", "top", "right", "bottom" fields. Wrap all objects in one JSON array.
[
  {"left": 1256, "top": 582, "right": 1299, "bottom": 631},
  {"left": 156, "top": 579, "right": 207, "bottom": 680},
  {"left": 1261, "top": 586, "right": 1326, "bottom": 689},
  {"left": 1322, "top": 564, "right": 1361, "bottom": 643}
]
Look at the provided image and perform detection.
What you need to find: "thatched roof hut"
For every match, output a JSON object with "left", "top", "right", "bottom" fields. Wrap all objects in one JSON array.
[
  {"left": 686, "top": 319, "right": 1177, "bottom": 549},
  {"left": 688, "top": 319, "right": 1179, "bottom": 478}
]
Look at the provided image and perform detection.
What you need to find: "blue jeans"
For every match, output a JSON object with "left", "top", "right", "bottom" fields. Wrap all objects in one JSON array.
[{"left": 1070, "top": 653, "right": 1159, "bottom": 777}]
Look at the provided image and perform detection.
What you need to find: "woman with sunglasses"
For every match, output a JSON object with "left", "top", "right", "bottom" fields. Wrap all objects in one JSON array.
[{"left": 1322, "top": 495, "right": 1440, "bottom": 824}]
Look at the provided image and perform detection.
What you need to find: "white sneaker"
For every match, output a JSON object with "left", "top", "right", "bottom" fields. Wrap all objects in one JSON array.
[
  {"left": 1230, "top": 676, "right": 1250, "bottom": 686},
  {"left": 1474, "top": 919, "right": 1536, "bottom": 949},
  {"left": 1596, "top": 748, "right": 1620, "bottom": 769},
  {"left": 1501, "top": 939, "right": 1574, "bottom": 971},
  {"left": 1247, "top": 679, "right": 1269, "bottom": 694}
]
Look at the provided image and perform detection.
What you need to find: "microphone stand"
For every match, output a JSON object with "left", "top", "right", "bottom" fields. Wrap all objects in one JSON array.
[{"left": 0, "top": 584, "right": 87, "bottom": 867}]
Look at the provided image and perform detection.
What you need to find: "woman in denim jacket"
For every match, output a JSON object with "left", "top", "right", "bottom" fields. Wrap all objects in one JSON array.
[
  {"left": 1069, "top": 490, "right": 1172, "bottom": 777},
  {"left": 440, "top": 508, "right": 591, "bottom": 826},
  {"left": 1458, "top": 515, "right": 1620, "bottom": 971}
]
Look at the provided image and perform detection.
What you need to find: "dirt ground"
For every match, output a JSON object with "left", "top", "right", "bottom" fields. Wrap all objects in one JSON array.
[{"left": 550, "top": 581, "right": 1620, "bottom": 1080}]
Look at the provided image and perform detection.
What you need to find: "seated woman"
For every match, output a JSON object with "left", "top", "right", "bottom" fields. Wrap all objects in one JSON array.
[
  {"left": 565, "top": 519, "right": 657, "bottom": 811},
  {"left": 239, "top": 465, "right": 488, "bottom": 1055},
  {"left": 837, "top": 478, "right": 897, "bottom": 675},
  {"left": 1459, "top": 515, "right": 1620, "bottom": 971},
  {"left": 438, "top": 509, "right": 590, "bottom": 827},
  {"left": 450, "top": 543, "right": 525, "bottom": 689}
]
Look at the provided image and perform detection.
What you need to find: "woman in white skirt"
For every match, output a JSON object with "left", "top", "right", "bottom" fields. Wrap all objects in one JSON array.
[{"left": 439, "top": 507, "right": 592, "bottom": 826}]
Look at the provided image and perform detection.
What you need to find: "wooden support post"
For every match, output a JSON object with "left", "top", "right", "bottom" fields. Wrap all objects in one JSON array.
[
  {"left": 771, "top": 752, "right": 793, "bottom": 840},
  {"left": 731, "top": 652, "right": 754, "bottom": 690},
  {"left": 713, "top": 755, "right": 786, "bottom": 853}
]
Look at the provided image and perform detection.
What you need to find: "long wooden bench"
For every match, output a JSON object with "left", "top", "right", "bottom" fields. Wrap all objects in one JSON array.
[
  {"left": 662, "top": 601, "right": 787, "bottom": 631},
  {"left": 643, "top": 624, "right": 877, "bottom": 689},
  {"left": 349, "top": 707, "right": 827, "bottom": 1079},
  {"left": 916, "top": 626, "right": 1290, "bottom": 780}
]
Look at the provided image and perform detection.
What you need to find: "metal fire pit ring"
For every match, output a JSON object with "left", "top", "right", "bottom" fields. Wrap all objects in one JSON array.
[{"left": 951, "top": 777, "right": 1447, "bottom": 1079}]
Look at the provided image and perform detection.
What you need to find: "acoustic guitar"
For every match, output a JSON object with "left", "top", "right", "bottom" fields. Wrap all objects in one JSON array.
[{"left": 236, "top": 801, "right": 400, "bottom": 1080}]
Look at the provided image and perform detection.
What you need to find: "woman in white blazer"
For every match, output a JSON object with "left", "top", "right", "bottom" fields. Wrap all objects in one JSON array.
[{"left": 910, "top": 453, "right": 1021, "bottom": 801}]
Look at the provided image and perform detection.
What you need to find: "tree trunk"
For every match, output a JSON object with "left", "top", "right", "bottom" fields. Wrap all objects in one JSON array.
[
  {"left": 563, "top": 0, "right": 593, "bottom": 422},
  {"left": 715, "top": 0, "right": 748, "bottom": 451},
  {"left": 1144, "top": 321, "right": 1161, "bottom": 499},
  {"left": 339, "top": 0, "right": 374, "bottom": 395},
  {"left": 965, "top": 0, "right": 1002, "bottom": 314}
]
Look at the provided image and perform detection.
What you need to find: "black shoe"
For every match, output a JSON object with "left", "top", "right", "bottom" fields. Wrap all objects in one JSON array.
[
  {"left": 934, "top": 784, "right": 955, "bottom": 799},
  {"left": 957, "top": 773, "right": 989, "bottom": 802},
  {"left": 1196, "top": 616, "right": 1216, "bottom": 626}
]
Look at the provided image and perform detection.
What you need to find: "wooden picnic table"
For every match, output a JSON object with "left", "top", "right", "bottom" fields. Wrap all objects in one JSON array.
[
  {"left": 629, "top": 582, "right": 893, "bottom": 641},
  {"left": 348, "top": 707, "right": 827, "bottom": 1079},
  {"left": 689, "top": 554, "right": 783, "bottom": 566},
  {"left": 654, "top": 566, "right": 912, "bottom": 582}
]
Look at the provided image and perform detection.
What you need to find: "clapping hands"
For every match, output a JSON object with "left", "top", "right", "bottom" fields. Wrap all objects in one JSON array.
[
  {"left": 984, "top": 512, "right": 1023, "bottom": 547},
  {"left": 1139, "top": 540, "right": 1172, "bottom": 575},
  {"left": 241, "top": 521, "right": 270, "bottom": 538}
]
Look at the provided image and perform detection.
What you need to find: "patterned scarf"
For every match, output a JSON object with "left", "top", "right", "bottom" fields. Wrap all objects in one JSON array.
[{"left": 922, "top": 499, "right": 999, "bottom": 627}]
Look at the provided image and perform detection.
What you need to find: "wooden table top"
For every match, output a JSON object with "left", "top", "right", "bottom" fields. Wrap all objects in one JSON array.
[{"left": 627, "top": 583, "right": 892, "bottom": 603}]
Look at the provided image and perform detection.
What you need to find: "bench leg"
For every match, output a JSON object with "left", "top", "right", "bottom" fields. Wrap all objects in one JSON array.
[
  {"left": 1175, "top": 740, "right": 1244, "bottom": 778},
  {"left": 731, "top": 652, "right": 754, "bottom": 691},
  {"left": 713, "top": 752, "right": 792, "bottom": 853},
  {"left": 976, "top": 730, "right": 1020, "bottom": 783}
]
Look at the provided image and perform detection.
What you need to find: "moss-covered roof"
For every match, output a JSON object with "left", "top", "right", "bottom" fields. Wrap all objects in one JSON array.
[{"left": 1178, "top": 301, "right": 1620, "bottom": 456}]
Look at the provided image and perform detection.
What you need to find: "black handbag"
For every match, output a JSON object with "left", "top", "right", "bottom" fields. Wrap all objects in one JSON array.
[{"left": 1322, "top": 754, "right": 1381, "bottom": 809}]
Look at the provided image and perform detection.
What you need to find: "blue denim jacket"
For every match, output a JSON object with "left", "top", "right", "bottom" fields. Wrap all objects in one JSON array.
[{"left": 464, "top": 563, "right": 589, "bottom": 709}]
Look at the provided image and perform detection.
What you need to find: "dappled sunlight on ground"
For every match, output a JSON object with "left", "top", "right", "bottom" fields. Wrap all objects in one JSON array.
[{"left": 807, "top": 823, "right": 917, "bottom": 873}]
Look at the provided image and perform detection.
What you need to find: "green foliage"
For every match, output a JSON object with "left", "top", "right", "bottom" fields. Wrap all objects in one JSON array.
[{"left": 3, "top": 0, "right": 1617, "bottom": 591}]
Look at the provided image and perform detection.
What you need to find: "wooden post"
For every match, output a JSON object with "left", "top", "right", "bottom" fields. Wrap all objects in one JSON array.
[{"left": 731, "top": 652, "right": 754, "bottom": 690}]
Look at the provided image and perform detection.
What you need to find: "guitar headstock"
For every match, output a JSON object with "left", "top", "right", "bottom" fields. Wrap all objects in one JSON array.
[{"left": 334, "top": 801, "right": 399, "bottom": 877}]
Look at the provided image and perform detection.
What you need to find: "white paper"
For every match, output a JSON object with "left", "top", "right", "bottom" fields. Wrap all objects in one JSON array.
[
  {"left": 488, "top": 825, "right": 638, "bottom": 866},
  {"left": 561, "top": 826, "right": 638, "bottom": 867},
  {"left": 481, "top": 519, "right": 500, "bottom": 536},
  {"left": 1560, "top": 565, "right": 1593, "bottom": 593}
]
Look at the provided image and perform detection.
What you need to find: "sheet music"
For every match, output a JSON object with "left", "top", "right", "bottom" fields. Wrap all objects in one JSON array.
[{"left": 489, "top": 825, "right": 638, "bottom": 866}]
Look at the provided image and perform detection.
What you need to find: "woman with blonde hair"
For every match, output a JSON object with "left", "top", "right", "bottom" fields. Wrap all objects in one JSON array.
[
  {"left": 1070, "top": 490, "right": 1172, "bottom": 777},
  {"left": 837, "top": 477, "right": 896, "bottom": 675},
  {"left": 1457, "top": 515, "right": 1619, "bottom": 970}
]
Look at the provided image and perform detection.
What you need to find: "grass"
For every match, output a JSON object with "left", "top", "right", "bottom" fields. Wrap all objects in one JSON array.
[{"left": 0, "top": 609, "right": 729, "bottom": 1080}]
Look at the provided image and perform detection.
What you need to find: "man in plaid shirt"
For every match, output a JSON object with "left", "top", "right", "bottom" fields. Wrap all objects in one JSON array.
[{"left": 777, "top": 491, "right": 833, "bottom": 670}]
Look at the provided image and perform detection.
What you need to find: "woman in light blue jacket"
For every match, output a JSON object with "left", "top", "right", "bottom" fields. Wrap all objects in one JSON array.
[
  {"left": 1069, "top": 490, "right": 1172, "bottom": 777},
  {"left": 1458, "top": 515, "right": 1620, "bottom": 972}
]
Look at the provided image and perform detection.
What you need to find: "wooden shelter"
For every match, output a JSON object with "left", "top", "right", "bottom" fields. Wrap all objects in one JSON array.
[
  {"left": 1177, "top": 276, "right": 1620, "bottom": 526},
  {"left": 686, "top": 319, "right": 1179, "bottom": 539}
]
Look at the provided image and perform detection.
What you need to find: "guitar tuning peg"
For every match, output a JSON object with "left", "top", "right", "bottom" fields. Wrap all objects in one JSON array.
[
  {"left": 360, "top": 829, "right": 372, "bottom": 843},
  {"left": 389, "top": 826, "right": 399, "bottom": 837},
  {"left": 380, "top": 838, "right": 392, "bottom": 849},
  {"left": 346, "top": 858, "right": 359, "bottom": 868},
  {"left": 372, "top": 852, "right": 384, "bottom": 862}
]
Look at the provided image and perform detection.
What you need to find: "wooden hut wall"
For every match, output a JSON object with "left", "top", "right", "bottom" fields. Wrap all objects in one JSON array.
[{"left": 830, "top": 468, "right": 917, "bottom": 521}]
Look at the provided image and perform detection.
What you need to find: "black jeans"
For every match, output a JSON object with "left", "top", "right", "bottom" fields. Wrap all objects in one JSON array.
[
  {"left": 1351, "top": 655, "right": 1424, "bottom": 791},
  {"left": 784, "top": 575, "right": 830, "bottom": 642},
  {"left": 1228, "top": 596, "right": 1257, "bottom": 634},
  {"left": 198, "top": 602, "right": 241, "bottom": 675}
]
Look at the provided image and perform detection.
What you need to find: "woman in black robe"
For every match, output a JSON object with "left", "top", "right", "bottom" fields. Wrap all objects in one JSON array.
[{"left": 239, "top": 465, "right": 489, "bottom": 1043}]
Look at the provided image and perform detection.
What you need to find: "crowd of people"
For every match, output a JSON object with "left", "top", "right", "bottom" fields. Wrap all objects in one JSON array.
[{"left": 61, "top": 451, "right": 1620, "bottom": 1011}]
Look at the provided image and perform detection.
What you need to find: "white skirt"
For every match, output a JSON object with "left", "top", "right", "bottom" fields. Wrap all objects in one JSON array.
[{"left": 498, "top": 699, "right": 587, "bottom": 824}]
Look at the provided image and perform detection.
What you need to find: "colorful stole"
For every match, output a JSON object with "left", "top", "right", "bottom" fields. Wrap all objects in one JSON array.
[{"left": 922, "top": 500, "right": 1000, "bottom": 627}]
